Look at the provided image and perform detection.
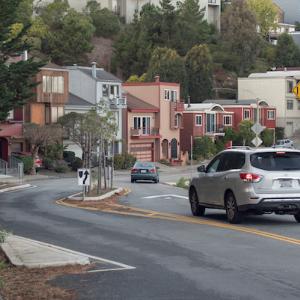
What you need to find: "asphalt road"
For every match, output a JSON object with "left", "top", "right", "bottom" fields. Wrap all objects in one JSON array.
[{"left": 0, "top": 176, "right": 300, "bottom": 300}]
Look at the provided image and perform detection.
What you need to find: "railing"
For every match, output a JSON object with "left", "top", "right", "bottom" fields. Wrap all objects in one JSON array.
[
  {"left": 0, "top": 158, "right": 8, "bottom": 175},
  {"left": 109, "top": 97, "right": 127, "bottom": 109},
  {"left": 130, "top": 127, "right": 160, "bottom": 137},
  {"left": 206, "top": 125, "right": 226, "bottom": 134},
  {"left": 208, "top": 0, "right": 218, "bottom": 4}
]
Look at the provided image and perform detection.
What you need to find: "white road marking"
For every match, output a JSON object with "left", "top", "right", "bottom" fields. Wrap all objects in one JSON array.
[
  {"left": 143, "top": 194, "right": 188, "bottom": 200},
  {"left": 15, "top": 235, "right": 136, "bottom": 272}
]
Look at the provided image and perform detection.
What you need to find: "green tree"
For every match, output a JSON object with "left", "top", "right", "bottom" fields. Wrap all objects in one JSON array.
[
  {"left": 145, "top": 47, "right": 187, "bottom": 95},
  {"left": 185, "top": 44, "right": 213, "bottom": 102},
  {"left": 85, "top": 0, "right": 120, "bottom": 38},
  {"left": 261, "top": 128, "right": 274, "bottom": 146},
  {"left": 176, "top": 0, "right": 213, "bottom": 55},
  {"left": 40, "top": 1, "right": 95, "bottom": 64},
  {"left": 221, "top": 0, "right": 260, "bottom": 75},
  {"left": 0, "top": 0, "right": 44, "bottom": 121},
  {"left": 275, "top": 33, "right": 300, "bottom": 67},
  {"left": 247, "top": 0, "right": 278, "bottom": 38},
  {"left": 238, "top": 120, "right": 255, "bottom": 146}
]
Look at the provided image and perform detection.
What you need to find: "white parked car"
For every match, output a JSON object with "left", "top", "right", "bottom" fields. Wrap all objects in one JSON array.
[{"left": 273, "top": 139, "right": 294, "bottom": 148}]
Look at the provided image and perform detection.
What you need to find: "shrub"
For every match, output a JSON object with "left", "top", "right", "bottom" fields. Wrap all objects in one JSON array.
[
  {"left": 114, "top": 153, "right": 136, "bottom": 169},
  {"left": 176, "top": 177, "right": 190, "bottom": 189},
  {"left": 71, "top": 157, "right": 83, "bottom": 171},
  {"left": 19, "top": 156, "right": 33, "bottom": 174},
  {"left": 275, "top": 127, "right": 284, "bottom": 140},
  {"left": 54, "top": 160, "right": 69, "bottom": 173},
  {"left": 193, "top": 136, "right": 217, "bottom": 160},
  {"left": 261, "top": 129, "right": 274, "bottom": 147},
  {"left": 63, "top": 151, "right": 76, "bottom": 164},
  {"left": 43, "top": 157, "right": 55, "bottom": 170},
  {"left": 44, "top": 143, "right": 64, "bottom": 160}
]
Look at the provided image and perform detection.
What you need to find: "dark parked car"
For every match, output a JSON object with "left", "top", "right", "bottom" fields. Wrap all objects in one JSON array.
[{"left": 131, "top": 161, "right": 159, "bottom": 183}]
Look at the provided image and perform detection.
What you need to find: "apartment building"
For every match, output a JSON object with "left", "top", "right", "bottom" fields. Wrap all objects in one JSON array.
[{"left": 238, "top": 71, "right": 300, "bottom": 137}]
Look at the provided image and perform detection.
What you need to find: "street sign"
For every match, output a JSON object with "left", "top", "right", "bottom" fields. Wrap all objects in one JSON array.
[
  {"left": 77, "top": 168, "right": 90, "bottom": 186},
  {"left": 251, "top": 123, "right": 265, "bottom": 135},
  {"left": 251, "top": 136, "right": 263, "bottom": 147},
  {"left": 293, "top": 83, "right": 300, "bottom": 98}
]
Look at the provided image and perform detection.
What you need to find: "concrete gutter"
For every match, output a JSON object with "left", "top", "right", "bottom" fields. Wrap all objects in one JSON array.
[
  {"left": 1, "top": 235, "right": 90, "bottom": 268},
  {"left": 68, "top": 187, "right": 124, "bottom": 201}
]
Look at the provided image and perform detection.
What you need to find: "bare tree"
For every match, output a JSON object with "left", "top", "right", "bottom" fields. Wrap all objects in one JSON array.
[{"left": 24, "top": 123, "right": 63, "bottom": 174}]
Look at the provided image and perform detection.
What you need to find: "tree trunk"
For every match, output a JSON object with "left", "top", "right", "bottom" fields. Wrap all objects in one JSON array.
[
  {"left": 30, "top": 146, "right": 39, "bottom": 175},
  {"left": 103, "top": 142, "right": 107, "bottom": 190}
]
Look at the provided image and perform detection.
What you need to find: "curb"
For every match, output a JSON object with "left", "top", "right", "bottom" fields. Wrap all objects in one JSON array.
[
  {"left": 68, "top": 187, "right": 127, "bottom": 201},
  {"left": 0, "top": 184, "right": 31, "bottom": 193}
]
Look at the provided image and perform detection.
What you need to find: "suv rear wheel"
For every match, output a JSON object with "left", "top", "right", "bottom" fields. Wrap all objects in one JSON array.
[
  {"left": 189, "top": 188, "right": 205, "bottom": 216},
  {"left": 294, "top": 211, "right": 300, "bottom": 223},
  {"left": 225, "top": 192, "right": 242, "bottom": 224}
]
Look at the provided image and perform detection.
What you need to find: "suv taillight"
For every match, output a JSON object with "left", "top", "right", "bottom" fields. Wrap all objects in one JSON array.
[
  {"left": 131, "top": 168, "right": 138, "bottom": 173},
  {"left": 240, "top": 173, "right": 262, "bottom": 183},
  {"left": 149, "top": 168, "right": 156, "bottom": 173}
]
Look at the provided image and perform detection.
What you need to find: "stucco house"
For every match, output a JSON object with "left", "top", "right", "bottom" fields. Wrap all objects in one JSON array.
[{"left": 123, "top": 77, "right": 184, "bottom": 163}]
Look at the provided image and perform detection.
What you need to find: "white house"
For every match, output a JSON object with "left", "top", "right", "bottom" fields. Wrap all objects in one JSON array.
[
  {"left": 238, "top": 71, "right": 300, "bottom": 137},
  {"left": 66, "top": 63, "right": 126, "bottom": 154}
]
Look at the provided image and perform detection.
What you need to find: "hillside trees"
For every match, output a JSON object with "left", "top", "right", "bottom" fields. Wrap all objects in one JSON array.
[
  {"left": 185, "top": 44, "right": 213, "bottom": 102},
  {"left": 0, "top": 0, "right": 43, "bottom": 121},
  {"left": 38, "top": 0, "right": 95, "bottom": 64},
  {"left": 85, "top": 0, "right": 120, "bottom": 38},
  {"left": 221, "top": 0, "right": 260, "bottom": 76},
  {"left": 247, "top": 0, "right": 278, "bottom": 38},
  {"left": 275, "top": 33, "right": 300, "bottom": 67}
]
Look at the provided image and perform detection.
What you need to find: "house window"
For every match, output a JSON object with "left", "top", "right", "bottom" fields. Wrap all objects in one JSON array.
[
  {"left": 287, "top": 80, "right": 294, "bottom": 93},
  {"left": 170, "top": 90, "right": 177, "bottom": 102},
  {"left": 223, "top": 115, "right": 232, "bottom": 126},
  {"left": 267, "top": 110, "right": 275, "bottom": 120},
  {"left": 42, "top": 76, "right": 64, "bottom": 93},
  {"left": 133, "top": 116, "right": 151, "bottom": 135},
  {"left": 287, "top": 100, "right": 294, "bottom": 110},
  {"left": 243, "top": 109, "right": 250, "bottom": 120},
  {"left": 195, "top": 115, "right": 202, "bottom": 126},
  {"left": 164, "top": 89, "right": 170, "bottom": 100},
  {"left": 51, "top": 106, "right": 64, "bottom": 123},
  {"left": 102, "top": 84, "right": 109, "bottom": 97},
  {"left": 7, "top": 110, "right": 14, "bottom": 120},
  {"left": 110, "top": 85, "right": 119, "bottom": 97}
]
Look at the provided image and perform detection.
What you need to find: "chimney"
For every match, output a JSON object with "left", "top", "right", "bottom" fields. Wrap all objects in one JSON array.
[
  {"left": 154, "top": 75, "right": 160, "bottom": 82},
  {"left": 23, "top": 50, "right": 28, "bottom": 61},
  {"left": 91, "top": 62, "right": 97, "bottom": 78},
  {"left": 187, "top": 95, "right": 191, "bottom": 108}
]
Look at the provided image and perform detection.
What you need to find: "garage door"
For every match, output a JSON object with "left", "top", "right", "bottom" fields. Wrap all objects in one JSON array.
[{"left": 130, "top": 143, "right": 153, "bottom": 162}]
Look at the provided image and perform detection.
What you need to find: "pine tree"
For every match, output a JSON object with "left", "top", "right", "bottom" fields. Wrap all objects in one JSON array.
[{"left": 0, "top": 0, "right": 44, "bottom": 121}]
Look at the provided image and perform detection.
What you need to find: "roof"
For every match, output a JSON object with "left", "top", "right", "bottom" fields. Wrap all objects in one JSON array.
[
  {"left": 184, "top": 103, "right": 225, "bottom": 112},
  {"left": 126, "top": 93, "right": 159, "bottom": 112},
  {"left": 202, "top": 99, "right": 270, "bottom": 106},
  {"left": 249, "top": 70, "right": 300, "bottom": 78},
  {"left": 69, "top": 66, "right": 122, "bottom": 83},
  {"left": 0, "top": 123, "right": 23, "bottom": 138},
  {"left": 66, "top": 93, "right": 94, "bottom": 107}
]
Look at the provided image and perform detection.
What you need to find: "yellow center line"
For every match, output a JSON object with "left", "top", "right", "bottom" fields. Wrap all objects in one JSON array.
[{"left": 56, "top": 199, "right": 300, "bottom": 246}]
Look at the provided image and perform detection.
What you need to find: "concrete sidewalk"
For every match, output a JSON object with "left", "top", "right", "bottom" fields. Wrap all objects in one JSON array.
[{"left": 1, "top": 235, "right": 90, "bottom": 268}]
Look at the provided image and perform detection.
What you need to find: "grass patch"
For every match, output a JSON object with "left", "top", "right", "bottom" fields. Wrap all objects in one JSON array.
[{"left": 176, "top": 177, "right": 190, "bottom": 189}]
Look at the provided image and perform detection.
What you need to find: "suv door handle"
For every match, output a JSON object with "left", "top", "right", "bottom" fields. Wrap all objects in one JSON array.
[{"left": 224, "top": 175, "right": 228, "bottom": 180}]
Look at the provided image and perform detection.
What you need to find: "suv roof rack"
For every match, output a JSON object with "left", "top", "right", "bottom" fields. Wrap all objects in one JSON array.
[{"left": 227, "top": 146, "right": 253, "bottom": 150}]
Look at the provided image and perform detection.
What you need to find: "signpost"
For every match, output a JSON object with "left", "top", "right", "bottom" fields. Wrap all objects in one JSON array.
[
  {"left": 292, "top": 83, "right": 300, "bottom": 99},
  {"left": 78, "top": 168, "right": 90, "bottom": 200},
  {"left": 251, "top": 99, "right": 265, "bottom": 148}
]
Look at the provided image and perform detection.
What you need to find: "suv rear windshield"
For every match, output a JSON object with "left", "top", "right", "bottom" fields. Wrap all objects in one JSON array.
[{"left": 250, "top": 152, "right": 300, "bottom": 171}]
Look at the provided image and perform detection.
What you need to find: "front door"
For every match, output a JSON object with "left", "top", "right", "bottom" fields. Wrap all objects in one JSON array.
[{"left": 170, "top": 138, "right": 178, "bottom": 159}]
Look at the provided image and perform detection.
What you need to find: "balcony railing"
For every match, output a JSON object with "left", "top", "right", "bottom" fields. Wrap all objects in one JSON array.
[
  {"left": 109, "top": 97, "right": 127, "bottom": 109},
  {"left": 206, "top": 125, "right": 226, "bottom": 135},
  {"left": 130, "top": 127, "right": 160, "bottom": 137}
]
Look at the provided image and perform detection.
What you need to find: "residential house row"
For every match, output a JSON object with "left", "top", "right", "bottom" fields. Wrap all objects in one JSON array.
[{"left": 1, "top": 63, "right": 279, "bottom": 165}]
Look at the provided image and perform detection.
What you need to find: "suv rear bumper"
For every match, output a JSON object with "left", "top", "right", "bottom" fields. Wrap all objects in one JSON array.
[{"left": 239, "top": 199, "right": 300, "bottom": 214}]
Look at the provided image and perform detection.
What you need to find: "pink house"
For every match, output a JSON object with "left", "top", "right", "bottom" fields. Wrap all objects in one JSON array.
[{"left": 122, "top": 77, "right": 184, "bottom": 163}]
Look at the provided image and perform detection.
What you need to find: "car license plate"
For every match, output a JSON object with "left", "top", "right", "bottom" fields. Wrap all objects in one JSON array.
[
  {"left": 141, "top": 169, "right": 147, "bottom": 173},
  {"left": 279, "top": 179, "right": 292, "bottom": 188}
]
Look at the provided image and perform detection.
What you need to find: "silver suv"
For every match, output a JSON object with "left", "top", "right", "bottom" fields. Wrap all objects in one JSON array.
[
  {"left": 189, "top": 148, "right": 300, "bottom": 223},
  {"left": 274, "top": 139, "right": 294, "bottom": 148}
]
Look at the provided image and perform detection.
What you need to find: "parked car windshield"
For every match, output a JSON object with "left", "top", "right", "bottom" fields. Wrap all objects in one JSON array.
[
  {"left": 250, "top": 152, "right": 300, "bottom": 171},
  {"left": 134, "top": 162, "right": 155, "bottom": 169}
]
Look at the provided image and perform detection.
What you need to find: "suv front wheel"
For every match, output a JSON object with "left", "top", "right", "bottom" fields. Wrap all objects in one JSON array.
[
  {"left": 225, "top": 192, "right": 243, "bottom": 224},
  {"left": 189, "top": 188, "right": 205, "bottom": 216}
]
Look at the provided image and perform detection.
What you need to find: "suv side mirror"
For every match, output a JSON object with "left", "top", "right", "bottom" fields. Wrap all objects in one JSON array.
[{"left": 197, "top": 165, "right": 206, "bottom": 173}]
